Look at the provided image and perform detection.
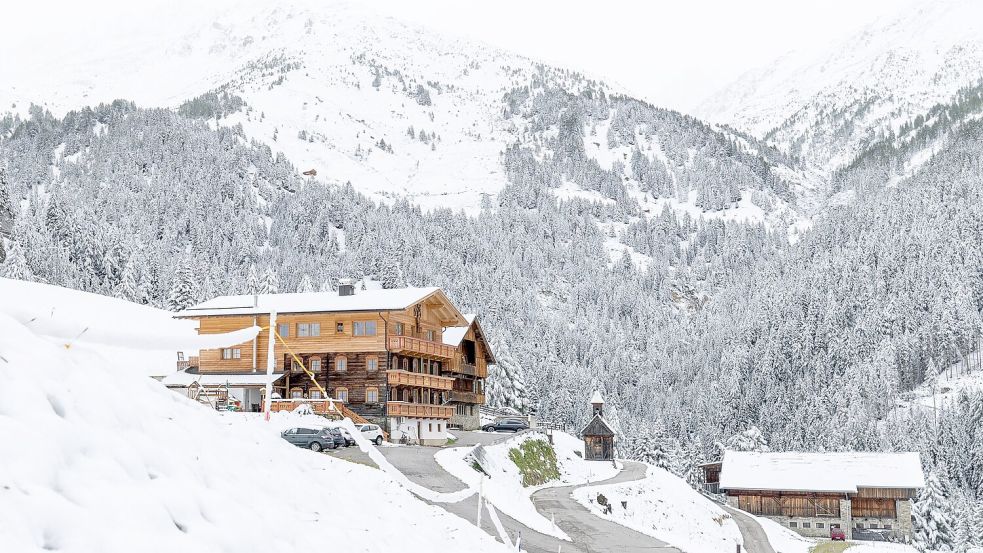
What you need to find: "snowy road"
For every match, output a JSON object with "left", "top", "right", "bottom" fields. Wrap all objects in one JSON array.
[
  {"left": 721, "top": 505, "right": 777, "bottom": 553},
  {"left": 531, "top": 461, "right": 682, "bottom": 553},
  {"left": 374, "top": 433, "right": 680, "bottom": 553}
]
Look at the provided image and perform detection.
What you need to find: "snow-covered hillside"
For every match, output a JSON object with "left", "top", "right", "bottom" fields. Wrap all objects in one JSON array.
[
  {"left": 0, "top": 280, "right": 509, "bottom": 552},
  {"left": 697, "top": 0, "right": 983, "bottom": 175}
]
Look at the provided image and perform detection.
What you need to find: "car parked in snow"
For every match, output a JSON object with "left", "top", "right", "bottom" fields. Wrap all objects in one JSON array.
[
  {"left": 481, "top": 418, "right": 529, "bottom": 433},
  {"left": 339, "top": 428, "right": 356, "bottom": 447},
  {"left": 281, "top": 427, "right": 338, "bottom": 452},
  {"left": 324, "top": 427, "right": 348, "bottom": 448},
  {"left": 830, "top": 527, "right": 846, "bottom": 541},
  {"left": 358, "top": 423, "right": 385, "bottom": 445}
]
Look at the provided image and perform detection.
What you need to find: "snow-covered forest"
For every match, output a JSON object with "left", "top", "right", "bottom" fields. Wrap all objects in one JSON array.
[{"left": 3, "top": 1, "right": 983, "bottom": 549}]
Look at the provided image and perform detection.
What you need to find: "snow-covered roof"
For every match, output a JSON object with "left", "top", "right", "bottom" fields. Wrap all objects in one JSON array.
[
  {"left": 590, "top": 390, "right": 604, "bottom": 404},
  {"left": 178, "top": 287, "right": 460, "bottom": 320},
  {"left": 581, "top": 414, "right": 614, "bottom": 437},
  {"left": 162, "top": 371, "right": 285, "bottom": 388},
  {"left": 442, "top": 314, "right": 476, "bottom": 346},
  {"left": 719, "top": 451, "right": 925, "bottom": 493}
]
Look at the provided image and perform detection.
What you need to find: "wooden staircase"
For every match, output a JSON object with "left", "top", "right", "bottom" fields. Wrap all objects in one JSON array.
[{"left": 335, "top": 402, "right": 389, "bottom": 440}]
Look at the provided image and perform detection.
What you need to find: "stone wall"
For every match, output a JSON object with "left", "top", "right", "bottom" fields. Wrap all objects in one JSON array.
[{"left": 765, "top": 515, "right": 847, "bottom": 539}]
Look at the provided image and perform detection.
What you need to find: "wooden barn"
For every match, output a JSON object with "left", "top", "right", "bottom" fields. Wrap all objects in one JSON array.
[
  {"left": 708, "top": 451, "right": 924, "bottom": 541},
  {"left": 581, "top": 390, "right": 615, "bottom": 461}
]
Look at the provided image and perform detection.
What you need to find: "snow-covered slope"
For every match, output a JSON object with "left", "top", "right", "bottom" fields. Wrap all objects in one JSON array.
[
  {"left": 0, "top": 281, "right": 508, "bottom": 552},
  {"left": 696, "top": 0, "right": 983, "bottom": 174}
]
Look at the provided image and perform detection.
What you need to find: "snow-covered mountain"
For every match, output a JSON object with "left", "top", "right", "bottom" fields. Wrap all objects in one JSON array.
[
  {"left": 696, "top": 0, "right": 983, "bottom": 176},
  {"left": 2, "top": 0, "right": 806, "bottom": 224}
]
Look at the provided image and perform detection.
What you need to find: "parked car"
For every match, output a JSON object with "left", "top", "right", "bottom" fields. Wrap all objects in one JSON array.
[
  {"left": 358, "top": 423, "right": 385, "bottom": 445},
  {"left": 339, "top": 428, "right": 356, "bottom": 447},
  {"left": 481, "top": 418, "right": 529, "bottom": 433},
  {"left": 281, "top": 427, "right": 337, "bottom": 452},
  {"left": 830, "top": 527, "right": 846, "bottom": 541},
  {"left": 324, "top": 427, "right": 348, "bottom": 448}
]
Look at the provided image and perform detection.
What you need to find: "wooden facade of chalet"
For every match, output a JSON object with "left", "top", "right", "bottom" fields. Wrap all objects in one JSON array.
[
  {"left": 176, "top": 286, "right": 493, "bottom": 440},
  {"left": 706, "top": 451, "right": 923, "bottom": 541}
]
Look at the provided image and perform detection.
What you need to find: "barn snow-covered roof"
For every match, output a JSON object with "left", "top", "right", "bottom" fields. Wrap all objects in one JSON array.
[{"left": 719, "top": 451, "right": 924, "bottom": 493}]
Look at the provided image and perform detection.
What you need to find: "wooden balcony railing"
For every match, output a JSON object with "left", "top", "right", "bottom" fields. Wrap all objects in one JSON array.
[
  {"left": 176, "top": 355, "right": 200, "bottom": 371},
  {"left": 269, "top": 399, "right": 343, "bottom": 417},
  {"left": 386, "top": 370, "right": 454, "bottom": 391},
  {"left": 388, "top": 335, "right": 456, "bottom": 359},
  {"left": 449, "top": 390, "right": 485, "bottom": 404},
  {"left": 387, "top": 401, "right": 454, "bottom": 419}
]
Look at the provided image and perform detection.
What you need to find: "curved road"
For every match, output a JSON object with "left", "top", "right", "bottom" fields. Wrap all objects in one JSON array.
[
  {"left": 374, "top": 432, "right": 681, "bottom": 553},
  {"left": 721, "top": 505, "right": 777, "bottom": 553},
  {"left": 531, "top": 460, "right": 682, "bottom": 553}
]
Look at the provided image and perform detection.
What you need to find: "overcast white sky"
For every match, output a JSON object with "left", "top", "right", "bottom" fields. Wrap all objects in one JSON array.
[
  {"left": 4, "top": 0, "right": 914, "bottom": 111},
  {"left": 366, "top": 0, "right": 910, "bottom": 110}
]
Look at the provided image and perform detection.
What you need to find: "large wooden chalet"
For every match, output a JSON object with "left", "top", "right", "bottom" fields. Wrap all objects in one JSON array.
[
  {"left": 703, "top": 451, "right": 924, "bottom": 541},
  {"left": 171, "top": 283, "right": 492, "bottom": 445}
]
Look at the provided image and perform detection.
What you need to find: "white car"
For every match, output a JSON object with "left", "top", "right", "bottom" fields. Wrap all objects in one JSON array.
[{"left": 358, "top": 423, "right": 384, "bottom": 445}]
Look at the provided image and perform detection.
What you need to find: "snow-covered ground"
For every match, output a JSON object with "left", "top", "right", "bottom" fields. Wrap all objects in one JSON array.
[
  {"left": 572, "top": 465, "right": 744, "bottom": 553},
  {"left": 746, "top": 512, "right": 918, "bottom": 553},
  {"left": 435, "top": 430, "right": 620, "bottom": 540},
  {"left": 0, "top": 278, "right": 201, "bottom": 378},
  {"left": 0, "top": 281, "right": 508, "bottom": 552}
]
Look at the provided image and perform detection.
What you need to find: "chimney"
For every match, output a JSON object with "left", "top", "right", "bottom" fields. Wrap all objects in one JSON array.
[{"left": 338, "top": 278, "right": 355, "bottom": 297}]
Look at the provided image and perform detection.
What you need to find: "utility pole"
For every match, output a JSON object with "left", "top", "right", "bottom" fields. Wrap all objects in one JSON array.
[{"left": 263, "top": 310, "right": 277, "bottom": 421}]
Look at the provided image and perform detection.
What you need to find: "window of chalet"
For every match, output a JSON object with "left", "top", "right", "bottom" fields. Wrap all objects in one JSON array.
[
  {"left": 291, "top": 359, "right": 303, "bottom": 372},
  {"left": 277, "top": 323, "right": 290, "bottom": 338},
  {"left": 336, "top": 387, "right": 348, "bottom": 402},
  {"left": 222, "top": 348, "right": 241, "bottom": 360},
  {"left": 816, "top": 523, "right": 824, "bottom": 529},
  {"left": 412, "top": 358, "right": 419, "bottom": 372},
  {"left": 802, "top": 523, "right": 811, "bottom": 529},
  {"left": 789, "top": 522, "right": 797, "bottom": 528},
  {"left": 366, "top": 356, "right": 378, "bottom": 372},
  {"left": 394, "top": 322, "right": 405, "bottom": 335},
  {"left": 366, "top": 387, "right": 379, "bottom": 403},
  {"left": 310, "top": 358, "right": 321, "bottom": 372},
  {"left": 298, "top": 322, "right": 320, "bottom": 337},
  {"left": 353, "top": 320, "right": 377, "bottom": 336},
  {"left": 425, "top": 329, "right": 435, "bottom": 341},
  {"left": 290, "top": 388, "right": 303, "bottom": 399},
  {"left": 335, "top": 356, "right": 347, "bottom": 372},
  {"left": 310, "top": 390, "right": 322, "bottom": 400},
  {"left": 336, "top": 322, "right": 344, "bottom": 333},
  {"left": 402, "top": 357, "right": 409, "bottom": 371}
]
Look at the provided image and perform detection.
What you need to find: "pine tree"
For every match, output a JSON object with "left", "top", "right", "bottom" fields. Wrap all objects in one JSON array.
[
  {"left": 1, "top": 240, "right": 32, "bottom": 281},
  {"left": 246, "top": 263, "right": 260, "bottom": 294},
  {"left": 167, "top": 258, "right": 197, "bottom": 312},
  {"left": 261, "top": 266, "right": 279, "bottom": 294},
  {"left": 913, "top": 470, "right": 956, "bottom": 552},
  {"left": 116, "top": 257, "right": 139, "bottom": 302},
  {"left": 297, "top": 274, "right": 314, "bottom": 293},
  {"left": 722, "top": 426, "right": 770, "bottom": 452},
  {"left": 486, "top": 347, "right": 529, "bottom": 413}
]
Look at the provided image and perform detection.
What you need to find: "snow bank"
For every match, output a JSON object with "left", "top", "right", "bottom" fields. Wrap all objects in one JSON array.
[
  {"left": 435, "top": 430, "right": 621, "bottom": 540},
  {"left": 752, "top": 514, "right": 813, "bottom": 553},
  {"left": 572, "top": 465, "right": 744, "bottom": 553},
  {"left": 0, "top": 278, "right": 238, "bottom": 378},
  {"left": 0, "top": 310, "right": 507, "bottom": 552}
]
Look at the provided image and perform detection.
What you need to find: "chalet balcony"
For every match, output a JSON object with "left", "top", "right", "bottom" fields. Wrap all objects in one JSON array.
[
  {"left": 448, "top": 390, "right": 485, "bottom": 404},
  {"left": 269, "top": 398, "right": 343, "bottom": 417},
  {"left": 444, "top": 361, "right": 476, "bottom": 376},
  {"left": 386, "top": 369, "right": 454, "bottom": 391},
  {"left": 176, "top": 355, "right": 200, "bottom": 371},
  {"left": 388, "top": 335, "right": 456, "bottom": 360},
  {"left": 386, "top": 401, "right": 454, "bottom": 419}
]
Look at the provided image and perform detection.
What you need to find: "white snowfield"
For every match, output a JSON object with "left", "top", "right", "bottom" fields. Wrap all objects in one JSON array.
[
  {"left": 0, "top": 278, "right": 228, "bottom": 378},
  {"left": 573, "top": 465, "right": 744, "bottom": 553},
  {"left": 435, "top": 430, "right": 620, "bottom": 540},
  {"left": 719, "top": 450, "right": 925, "bottom": 493},
  {"left": 0, "top": 282, "right": 509, "bottom": 552},
  {"left": 179, "top": 286, "right": 447, "bottom": 317}
]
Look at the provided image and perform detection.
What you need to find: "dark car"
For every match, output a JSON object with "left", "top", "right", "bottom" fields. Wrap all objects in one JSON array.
[
  {"left": 281, "top": 427, "right": 337, "bottom": 452},
  {"left": 482, "top": 418, "right": 529, "bottom": 433},
  {"left": 325, "top": 427, "right": 348, "bottom": 448}
]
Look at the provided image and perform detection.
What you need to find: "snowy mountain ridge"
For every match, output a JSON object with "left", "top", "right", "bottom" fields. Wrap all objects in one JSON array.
[{"left": 696, "top": 0, "right": 983, "bottom": 178}]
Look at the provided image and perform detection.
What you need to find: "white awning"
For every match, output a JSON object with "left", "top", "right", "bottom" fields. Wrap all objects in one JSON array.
[{"left": 162, "top": 372, "right": 285, "bottom": 388}]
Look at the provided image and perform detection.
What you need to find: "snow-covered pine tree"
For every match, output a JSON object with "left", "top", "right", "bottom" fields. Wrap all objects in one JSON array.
[
  {"left": 1, "top": 240, "right": 32, "bottom": 281},
  {"left": 486, "top": 347, "right": 529, "bottom": 413},
  {"left": 116, "top": 257, "right": 140, "bottom": 302},
  {"left": 722, "top": 426, "right": 770, "bottom": 452},
  {"left": 297, "top": 274, "right": 314, "bottom": 293},
  {"left": 246, "top": 263, "right": 260, "bottom": 294},
  {"left": 913, "top": 470, "right": 956, "bottom": 552},
  {"left": 261, "top": 266, "right": 279, "bottom": 294},
  {"left": 166, "top": 258, "right": 197, "bottom": 312}
]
